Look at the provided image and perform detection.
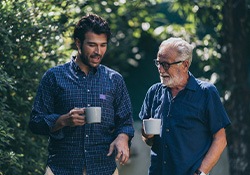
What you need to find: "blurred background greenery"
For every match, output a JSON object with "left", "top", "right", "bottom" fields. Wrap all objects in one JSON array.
[{"left": 0, "top": 0, "right": 249, "bottom": 174}]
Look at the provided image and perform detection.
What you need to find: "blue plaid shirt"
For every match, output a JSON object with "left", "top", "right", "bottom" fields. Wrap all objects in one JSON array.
[{"left": 29, "top": 57, "right": 134, "bottom": 175}]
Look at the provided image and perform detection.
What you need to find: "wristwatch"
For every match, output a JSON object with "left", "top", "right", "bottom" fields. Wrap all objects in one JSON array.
[{"left": 195, "top": 169, "right": 206, "bottom": 175}]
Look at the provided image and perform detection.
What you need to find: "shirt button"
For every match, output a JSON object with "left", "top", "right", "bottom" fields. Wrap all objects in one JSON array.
[
  {"left": 165, "top": 145, "right": 168, "bottom": 148},
  {"left": 163, "top": 161, "right": 167, "bottom": 164},
  {"left": 86, "top": 135, "right": 89, "bottom": 137},
  {"left": 87, "top": 89, "right": 90, "bottom": 92},
  {"left": 87, "top": 104, "right": 91, "bottom": 107},
  {"left": 166, "top": 128, "right": 170, "bottom": 132},
  {"left": 85, "top": 150, "right": 87, "bottom": 153}
]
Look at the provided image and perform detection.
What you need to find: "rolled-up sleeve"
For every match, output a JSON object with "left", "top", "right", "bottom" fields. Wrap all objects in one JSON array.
[
  {"left": 113, "top": 76, "right": 134, "bottom": 140},
  {"left": 29, "top": 70, "right": 64, "bottom": 139}
]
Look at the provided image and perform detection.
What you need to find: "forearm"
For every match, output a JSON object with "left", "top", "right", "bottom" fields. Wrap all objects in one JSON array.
[
  {"left": 29, "top": 112, "right": 60, "bottom": 135},
  {"left": 50, "top": 114, "right": 68, "bottom": 132},
  {"left": 117, "top": 133, "right": 129, "bottom": 142},
  {"left": 197, "top": 129, "right": 227, "bottom": 174},
  {"left": 115, "top": 113, "right": 134, "bottom": 140},
  {"left": 115, "top": 127, "right": 134, "bottom": 148}
]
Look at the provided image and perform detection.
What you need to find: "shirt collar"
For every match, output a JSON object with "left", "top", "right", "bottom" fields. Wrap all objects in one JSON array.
[
  {"left": 163, "top": 71, "right": 197, "bottom": 91},
  {"left": 185, "top": 71, "right": 198, "bottom": 91},
  {"left": 71, "top": 56, "right": 80, "bottom": 72},
  {"left": 70, "top": 56, "right": 99, "bottom": 75}
]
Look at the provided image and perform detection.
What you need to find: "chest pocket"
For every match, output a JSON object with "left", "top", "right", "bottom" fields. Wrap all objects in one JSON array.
[{"left": 171, "top": 99, "right": 206, "bottom": 131}]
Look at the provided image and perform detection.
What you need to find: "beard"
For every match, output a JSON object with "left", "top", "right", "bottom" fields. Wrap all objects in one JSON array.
[
  {"left": 79, "top": 53, "right": 92, "bottom": 68},
  {"left": 79, "top": 48, "right": 102, "bottom": 68},
  {"left": 160, "top": 73, "right": 184, "bottom": 88},
  {"left": 160, "top": 76, "right": 174, "bottom": 87}
]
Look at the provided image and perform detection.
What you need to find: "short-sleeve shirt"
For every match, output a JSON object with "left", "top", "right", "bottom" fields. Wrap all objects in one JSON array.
[
  {"left": 139, "top": 72, "right": 230, "bottom": 175},
  {"left": 29, "top": 57, "right": 134, "bottom": 175}
]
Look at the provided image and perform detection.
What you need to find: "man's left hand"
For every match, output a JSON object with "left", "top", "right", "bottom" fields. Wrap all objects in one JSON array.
[{"left": 107, "top": 133, "right": 130, "bottom": 165}]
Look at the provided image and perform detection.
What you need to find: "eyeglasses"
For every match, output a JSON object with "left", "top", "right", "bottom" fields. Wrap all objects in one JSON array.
[{"left": 154, "top": 59, "right": 184, "bottom": 70}]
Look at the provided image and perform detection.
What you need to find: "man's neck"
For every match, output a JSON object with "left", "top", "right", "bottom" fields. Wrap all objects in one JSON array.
[
  {"left": 170, "top": 74, "right": 189, "bottom": 97},
  {"left": 75, "top": 55, "right": 90, "bottom": 75}
]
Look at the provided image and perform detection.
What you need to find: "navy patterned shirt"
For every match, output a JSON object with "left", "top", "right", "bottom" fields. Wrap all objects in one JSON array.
[
  {"left": 29, "top": 57, "right": 134, "bottom": 175},
  {"left": 139, "top": 72, "right": 230, "bottom": 175}
]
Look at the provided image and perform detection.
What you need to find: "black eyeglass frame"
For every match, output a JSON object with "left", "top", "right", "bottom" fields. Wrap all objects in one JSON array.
[{"left": 153, "top": 59, "right": 185, "bottom": 70}]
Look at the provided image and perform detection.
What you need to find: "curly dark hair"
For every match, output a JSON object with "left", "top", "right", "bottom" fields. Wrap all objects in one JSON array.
[{"left": 73, "top": 14, "right": 111, "bottom": 43}]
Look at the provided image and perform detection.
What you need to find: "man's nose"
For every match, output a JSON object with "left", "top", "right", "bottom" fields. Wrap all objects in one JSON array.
[
  {"left": 158, "top": 64, "right": 166, "bottom": 73},
  {"left": 94, "top": 46, "right": 101, "bottom": 54}
]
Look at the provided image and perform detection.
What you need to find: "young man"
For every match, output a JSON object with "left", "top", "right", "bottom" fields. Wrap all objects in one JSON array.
[
  {"left": 29, "top": 14, "right": 134, "bottom": 175},
  {"left": 139, "top": 37, "right": 231, "bottom": 175}
]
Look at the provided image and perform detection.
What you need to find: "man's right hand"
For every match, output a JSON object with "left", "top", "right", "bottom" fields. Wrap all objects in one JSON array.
[
  {"left": 51, "top": 108, "right": 85, "bottom": 132},
  {"left": 141, "top": 128, "right": 154, "bottom": 146}
]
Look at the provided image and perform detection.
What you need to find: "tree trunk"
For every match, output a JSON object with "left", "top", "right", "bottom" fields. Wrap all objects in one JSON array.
[{"left": 221, "top": 0, "right": 250, "bottom": 174}]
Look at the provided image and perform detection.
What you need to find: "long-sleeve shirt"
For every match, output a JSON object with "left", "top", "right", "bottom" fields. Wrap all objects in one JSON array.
[
  {"left": 29, "top": 57, "right": 134, "bottom": 175},
  {"left": 139, "top": 72, "right": 230, "bottom": 175}
]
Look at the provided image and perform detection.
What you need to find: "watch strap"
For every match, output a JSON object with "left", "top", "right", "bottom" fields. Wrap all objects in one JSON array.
[{"left": 195, "top": 169, "right": 206, "bottom": 175}]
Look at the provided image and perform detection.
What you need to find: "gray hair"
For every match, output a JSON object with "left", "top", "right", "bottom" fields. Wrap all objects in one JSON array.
[{"left": 160, "top": 37, "right": 193, "bottom": 67}]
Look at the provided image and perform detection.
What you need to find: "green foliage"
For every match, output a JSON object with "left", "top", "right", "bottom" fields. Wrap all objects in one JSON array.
[
  {"left": 166, "top": 0, "right": 225, "bottom": 88},
  {"left": 0, "top": 69, "right": 21, "bottom": 174},
  {"left": 0, "top": 0, "right": 66, "bottom": 174}
]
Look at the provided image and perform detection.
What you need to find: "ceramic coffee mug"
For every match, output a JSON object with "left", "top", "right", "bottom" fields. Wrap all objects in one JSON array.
[
  {"left": 143, "top": 118, "right": 161, "bottom": 135},
  {"left": 85, "top": 107, "right": 101, "bottom": 124}
]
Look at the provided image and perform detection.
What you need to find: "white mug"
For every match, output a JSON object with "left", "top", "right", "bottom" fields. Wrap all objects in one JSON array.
[
  {"left": 85, "top": 107, "right": 101, "bottom": 124},
  {"left": 143, "top": 118, "right": 161, "bottom": 135}
]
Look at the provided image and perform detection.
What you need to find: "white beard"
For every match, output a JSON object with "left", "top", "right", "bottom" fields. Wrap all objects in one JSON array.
[{"left": 160, "top": 74, "right": 184, "bottom": 88}]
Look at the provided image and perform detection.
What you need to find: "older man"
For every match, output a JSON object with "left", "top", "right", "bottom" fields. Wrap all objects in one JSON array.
[{"left": 139, "top": 37, "right": 231, "bottom": 175}]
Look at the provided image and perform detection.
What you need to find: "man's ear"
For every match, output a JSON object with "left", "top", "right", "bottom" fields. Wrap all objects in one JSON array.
[
  {"left": 75, "top": 38, "right": 81, "bottom": 50},
  {"left": 183, "top": 60, "right": 190, "bottom": 69}
]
